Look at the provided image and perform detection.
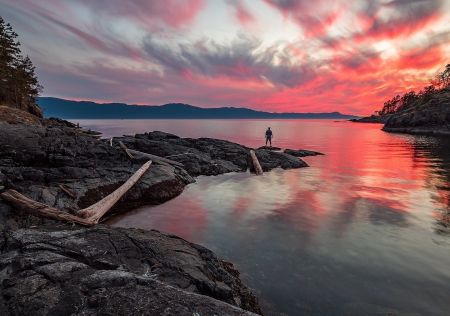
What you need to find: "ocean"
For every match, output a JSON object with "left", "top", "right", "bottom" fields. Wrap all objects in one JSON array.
[{"left": 75, "top": 119, "right": 450, "bottom": 316}]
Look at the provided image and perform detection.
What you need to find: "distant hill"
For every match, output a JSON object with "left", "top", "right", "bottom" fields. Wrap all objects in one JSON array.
[{"left": 38, "top": 97, "right": 360, "bottom": 120}]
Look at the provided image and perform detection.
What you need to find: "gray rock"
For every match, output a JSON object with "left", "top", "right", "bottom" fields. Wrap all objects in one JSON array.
[
  {"left": 0, "top": 225, "right": 262, "bottom": 315},
  {"left": 119, "top": 133, "right": 308, "bottom": 176}
]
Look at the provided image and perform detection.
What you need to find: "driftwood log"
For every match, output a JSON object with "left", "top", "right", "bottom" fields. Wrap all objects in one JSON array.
[
  {"left": 59, "top": 184, "right": 77, "bottom": 199},
  {"left": 0, "top": 190, "right": 95, "bottom": 226},
  {"left": 1, "top": 160, "right": 153, "bottom": 226},
  {"left": 76, "top": 160, "right": 152, "bottom": 223},
  {"left": 250, "top": 150, "right": 263, "bottom": 175},
  {"left": 118, "top": 141, "right": 134, "bottom": 160}
]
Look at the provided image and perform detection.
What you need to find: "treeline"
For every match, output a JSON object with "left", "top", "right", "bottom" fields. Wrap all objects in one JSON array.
[
  {"left": 0, "top": 15, "right": 42, "bottom": 112},
  {"left": 375, "top": 64, "right": 450, "bottom": 116}
]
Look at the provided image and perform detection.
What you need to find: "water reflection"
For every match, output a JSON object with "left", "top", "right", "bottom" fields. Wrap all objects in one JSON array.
[
  {"left": 410, "top": 137, "right": 450, "bottom": 236},
  {"left": 100, "top": 120, "right": 450, "bottom": 316}
]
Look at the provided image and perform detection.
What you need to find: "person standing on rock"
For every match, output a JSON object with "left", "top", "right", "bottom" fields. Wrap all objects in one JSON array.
[{"left": 265, "top": 127, "right": 273, "bottom": 146}]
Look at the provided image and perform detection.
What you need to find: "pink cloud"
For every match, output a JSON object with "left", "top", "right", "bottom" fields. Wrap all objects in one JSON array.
[
  {"left": 3, "top": 0, "right": 450, "bottom": 116},
  {"left": 77, "top": 0, "right": 206, "bottom": 30},
  {"left": 225, "top": 0, "right": 256, "bottom": 26}
]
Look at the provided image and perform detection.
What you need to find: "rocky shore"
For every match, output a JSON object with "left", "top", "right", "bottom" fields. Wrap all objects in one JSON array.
[
  {"left": 349, "top": 115, "right": 391, "bottom": 124},
  {"left": 381, "top": 88, "right": 450, "bottom": 136},
  {"left": 352, "top": 88, "right": 450, "bottom": 136},
  {"left": 0, "top": 108, "right": 316, "bottom": 315}
]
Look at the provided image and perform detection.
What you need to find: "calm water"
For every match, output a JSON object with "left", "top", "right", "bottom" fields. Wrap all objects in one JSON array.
[{"left": 78, "top": 119, "right": 450, "bottom": 316}]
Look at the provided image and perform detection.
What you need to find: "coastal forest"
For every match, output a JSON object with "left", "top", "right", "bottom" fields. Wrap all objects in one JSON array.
[
  {"left": 376, "top": 64, "right": 450, "bottom": 116},
  {"left": 0, "top": 15, "right": 43, "bottom": 117}
]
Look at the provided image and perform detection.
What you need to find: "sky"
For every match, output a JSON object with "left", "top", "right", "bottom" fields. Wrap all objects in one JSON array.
[{"left": 2, "top": 0, "right": 450, "bottom": 115}]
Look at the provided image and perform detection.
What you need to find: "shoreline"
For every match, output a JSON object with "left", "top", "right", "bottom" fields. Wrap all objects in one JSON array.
[
  {"left": 381, "top": 126, "right": 450, "bottom": 137},
  {"left": 0, "top": 110, "right": 322, "bottom": 315}
]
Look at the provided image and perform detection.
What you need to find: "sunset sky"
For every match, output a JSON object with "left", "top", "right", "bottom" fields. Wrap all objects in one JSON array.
[{"left": 2, "top": 0, "right": 450, "bottom": 115}]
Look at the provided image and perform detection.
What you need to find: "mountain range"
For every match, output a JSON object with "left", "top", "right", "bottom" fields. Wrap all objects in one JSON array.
[{"left": 38, "top": 97, "right": 360, "bottom": 120}]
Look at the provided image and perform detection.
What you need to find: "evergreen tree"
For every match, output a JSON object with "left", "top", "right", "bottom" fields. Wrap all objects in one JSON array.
[{"left": 0, "top": 15, "right": 43, "bottom": 113}]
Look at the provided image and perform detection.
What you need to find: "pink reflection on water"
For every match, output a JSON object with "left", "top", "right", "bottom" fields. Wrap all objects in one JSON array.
[{"left": 99, "top": 120, "right": 447, "bottom": 240}]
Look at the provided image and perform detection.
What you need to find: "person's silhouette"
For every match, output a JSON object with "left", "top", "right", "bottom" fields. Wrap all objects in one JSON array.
[{"left": 265, "top": 127, "right": 273, "bottom": 146}]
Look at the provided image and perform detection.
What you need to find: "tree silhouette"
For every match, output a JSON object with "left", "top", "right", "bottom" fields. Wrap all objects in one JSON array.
[
  {"left": 376, "top": 64, "right": 449, "bottom": 116},
  {"left": 0, "top": 15, "right": 43, "bottom": 113}
]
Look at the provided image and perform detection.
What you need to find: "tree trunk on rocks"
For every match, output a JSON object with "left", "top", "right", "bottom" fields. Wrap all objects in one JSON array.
[
  {"left": 0, "top": 190, "right": 95, "bottom": 226},
  {"left": 1, "top": 160, "right": 153, "bottom": 226},
  {"left": 249, "top": 150, "right": 263, "bottom": 175},
  {"left": 118, "top": 141, "right": 134, "bottom": 160},
  {"left": 76, "top": 160, "right": 152, "bottom": 223}
]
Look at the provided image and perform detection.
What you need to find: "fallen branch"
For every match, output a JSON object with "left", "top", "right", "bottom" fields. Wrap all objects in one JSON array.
[
  {"left": 127, "top": 149, "right": 184, "bottom": 167},
  {"left": 76, "top": 160, "right": 152, "bottom": 223},
  {"left": 1, "top": 160, "right": 153, "bottom": 226},
  {"left": 250, "top": 150, "right": 263, "bottom": 175},
  {"left": 118, "top": 141, "right": 134, "bottom": 160},
  {"left": 0, "top": 190, "right": 95, "bottom": 226},
  {"left": 59, "top": 184, "right": 77, "bottom": 199}
]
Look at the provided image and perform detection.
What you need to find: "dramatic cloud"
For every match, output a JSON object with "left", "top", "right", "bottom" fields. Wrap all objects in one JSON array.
[
  {"left": 1, "top": 0, "right": 450, "bottom": 115},
  {"left": 225, "top": 0, "right": 255, "bottom": 25},
  {"left": 142, "top": 34, "right": 318, "bottom": 87}
]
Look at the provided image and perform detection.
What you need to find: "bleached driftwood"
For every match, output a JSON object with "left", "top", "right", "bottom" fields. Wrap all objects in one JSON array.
[
  {"left": 250, "top": 150, "right": 263, "bottom": 175},
  {"left": 0, "top": 190, "right": 95, "bottom": 226},
  {"left": 118, "top": 141, "right": 134, "bottom": 160},
  {"left": 76, "top": 160, "right": 152, "bottom": 223},
  {"left": 1, "top": 160, "right": 153, "bottom": 226},
  {"left": 59, "top": 184, "right": 77, "bottom": 199}
]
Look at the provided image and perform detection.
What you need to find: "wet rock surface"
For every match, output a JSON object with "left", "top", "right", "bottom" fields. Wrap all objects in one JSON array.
[
  {"left": 283, "top": 149, "right": 324, "bottom": 157},
  {"left": 0, "top": 224, "right": 261, "bottom": 315}
]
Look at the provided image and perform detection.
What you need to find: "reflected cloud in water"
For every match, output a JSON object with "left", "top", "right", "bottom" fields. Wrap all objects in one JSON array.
[{"left": 101, "top": 120, "right": 450, "bottom": 316}]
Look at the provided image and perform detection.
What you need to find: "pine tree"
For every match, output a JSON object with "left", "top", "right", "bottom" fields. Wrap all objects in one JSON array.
[{"left": 0, "top": 15, "right": 43, "bottom": 115}]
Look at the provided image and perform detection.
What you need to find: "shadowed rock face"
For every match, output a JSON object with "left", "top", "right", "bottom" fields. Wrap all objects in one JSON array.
[
  {"left": 0, "top": 119, "right": 194, "bottom": 219},
  {"left": 0, "top": 224, "right": 261, "bottom": 315}
]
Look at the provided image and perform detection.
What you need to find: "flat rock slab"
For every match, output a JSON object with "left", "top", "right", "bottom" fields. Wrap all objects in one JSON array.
[
  {"left": 0, "top": 224, "right": 262, "bottom": 315},
  {"left": 284, "top": 149, "right": 324, "bottom": 157},
  {"left": 118, "top": 132, "right": 308, "bottom": 176},
  {"left": 257, "top": 146, "right": 281, "bottom": 151}
]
